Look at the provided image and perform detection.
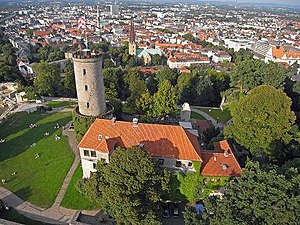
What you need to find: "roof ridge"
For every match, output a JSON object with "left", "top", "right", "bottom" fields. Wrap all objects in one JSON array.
[
  {"left": 182, "top": 127, "right": 202, "bottom": 162},
  {"left": 95, "top": 118, "right": 186, "bottom": 129},
  {"left": 95, "top": 138, "right": 109, "bottom": 152},
  {"left": 78, "top": 120, "right": 97, "bottom": 148}
]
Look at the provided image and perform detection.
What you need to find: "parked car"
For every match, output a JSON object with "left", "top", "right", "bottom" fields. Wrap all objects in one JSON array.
[
  {"left": 162, "top": 203, "right": 170, "bottom": 218},
  {"left": 172, "top": 203, "right": 180, "bottom": 218}
]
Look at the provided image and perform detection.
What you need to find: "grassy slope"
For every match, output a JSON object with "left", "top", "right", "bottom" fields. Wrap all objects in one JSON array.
[
  {"left": 61, "top": 165, "right": 97, "bottom": 210},
  {"left": 0, "top": 208, "right": 51, "bottom": 225},
  {"left": 191, "top": 111, "right": 205, "bottom": 120},
  {"left": 0, "top": 112, "right": 74, "bottom": 208},
  {"left": 46, "top": 101, "right": 73, "bottom": 108}
]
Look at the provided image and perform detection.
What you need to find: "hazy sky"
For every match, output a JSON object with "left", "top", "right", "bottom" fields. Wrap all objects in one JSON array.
[{"left": 219, "top": 0, "right": 300, "bottom": 4}]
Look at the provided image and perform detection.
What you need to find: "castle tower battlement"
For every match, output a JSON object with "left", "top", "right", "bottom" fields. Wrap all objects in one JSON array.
[{"left": 73, "top": 50, "right": 106, "bottom": 117}]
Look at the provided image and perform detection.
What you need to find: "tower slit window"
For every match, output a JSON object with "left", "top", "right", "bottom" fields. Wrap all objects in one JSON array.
[
  {"left": 83, "top": 69, "right": 86, "bottom": 75},
  {"left": 85, "top": 85, "right": 88, "bottom": 91},
  {"left": 87, "top": 102, "right": 90, "bottom": 108}
]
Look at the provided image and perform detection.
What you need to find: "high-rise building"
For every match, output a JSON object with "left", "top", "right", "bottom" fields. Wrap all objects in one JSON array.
[
  {"left": 109, "top": 3, "right": 120, "bottom": 16},
  {"left": 96, "top": 5, "right": 100, "bottom": 29},
  {"left": 72, "top": 49, "right": 106, "bottom": 117}
]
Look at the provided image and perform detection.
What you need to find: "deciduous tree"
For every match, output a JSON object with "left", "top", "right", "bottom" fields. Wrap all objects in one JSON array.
[
  {"left": 230, "top": 59, "right": 286, "bottom": 91},
  {"left": 83, "top": 147, "right": 170, "bottom": 225},
  {"left": 152, "top": 80, "right": 176, "bottom": 117},
  {"left": 33, "top": 61, "right": 62, "bottom": 96},
  {"left": 224, "top": 85, "right": 295, "bottom": 155},
  {"left": 184, "top": 161, "right": 300, "bottom": 225}
]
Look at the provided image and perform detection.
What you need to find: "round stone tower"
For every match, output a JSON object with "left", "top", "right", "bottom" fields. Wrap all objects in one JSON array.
[{"left": 72, "top": 49, "right": 106, "bottom": 117}]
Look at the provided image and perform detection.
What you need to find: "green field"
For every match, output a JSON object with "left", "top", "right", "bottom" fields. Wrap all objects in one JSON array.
[
  {"left": 191, "top": 111, "right": 206, "bottom": 120},
  {"left": 61, "top": 165, "right": 98, "bottom": 210},
  {"left": 0, "top": 111, "right": 74, "bottom": 208},
  {"left": 46, "top": 101, "right": 74, "bottom": 108},
  {"left": 198, "top": 107, "right": 231, "bottom": 123}
]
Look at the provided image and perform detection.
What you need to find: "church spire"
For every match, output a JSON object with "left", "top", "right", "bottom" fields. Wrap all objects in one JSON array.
[{"left": 129, "top": 19, "right": 135, "bottom": 43}]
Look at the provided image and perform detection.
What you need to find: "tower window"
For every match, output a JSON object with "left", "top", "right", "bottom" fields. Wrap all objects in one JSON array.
[
  {"left": 83, "top": 69, "right": 86, "bottom": 75},
  {"left": 93, "top": 163, "right": 97, "bottom": 169},
  {"left": 87, "top": 102, "right": 90, "bottom": 108},
  {"left": 85, "top": 85, "right": 88, "bottom": 91}
]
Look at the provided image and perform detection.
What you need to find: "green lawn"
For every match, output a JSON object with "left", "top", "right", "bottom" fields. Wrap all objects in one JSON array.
[
  {"left": 61, "top": 165, "right": 98, "bottom": 210},
  {"left": 0, "top": 208, "right": 51, "bottom": 225},
  {"left": 0, "top": 111, "right": 74, "bottom": 208},
  {"left": 176, "top": 110, "right": 206, "bottom": 120},
  {"left": 191, "top": 111, "right": 206, "bottom": 120},
  {"left": 198, "top": 107, "right": 231, "bottom": 123},
  {"left": 46, "top": 101, "right": 74, "bottom": 108}
]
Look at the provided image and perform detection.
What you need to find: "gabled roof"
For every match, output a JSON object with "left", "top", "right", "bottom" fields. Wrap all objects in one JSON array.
[
  {"left": 201, "top": 151, "right": 242, "bottom": 177},
  {"left": 201, "top": 140, "right": 242, "bottom": 177},
  {"left": 78, "top": 119, "right": 202, "bottom": 161}
]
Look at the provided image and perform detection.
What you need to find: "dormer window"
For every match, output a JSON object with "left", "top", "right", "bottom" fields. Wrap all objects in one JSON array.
[
  {"left": 220, "top": 163, "right": 229, "bottom": 170},
  {"left": 175, "top": 160, "right": 181, "bottom": 167}
]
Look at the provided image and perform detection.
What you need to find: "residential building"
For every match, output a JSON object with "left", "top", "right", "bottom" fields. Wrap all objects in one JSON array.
[
  {"left": 78, "top": 118, "right": 242, "bottom": 179},
  {"left": 167, "top": 52, "right": 210, "bottom": 68}
]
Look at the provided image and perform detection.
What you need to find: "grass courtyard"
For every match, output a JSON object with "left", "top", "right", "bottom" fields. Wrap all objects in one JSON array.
[
  {"left": 197, "top": 107, "right": 231, "bottom": 124},
  {"left": 0, "top": 111, "right": 74, "bottom": 208},
  {"left": 61, "top": 165, "right": 97, "bottom": 210},
  {"left": 46, "top": 101, "right": 75, "bottom": 108}
]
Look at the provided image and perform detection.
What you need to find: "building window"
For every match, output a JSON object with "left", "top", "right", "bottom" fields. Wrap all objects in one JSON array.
[
  {"left": 175, "top": 160, "right": 181, "bottom": 167},
  {"left": 93, "top": 163, "right": 97, "bottom": 169},
  {"left": 83, "top": 150, "right": 90, "bottom": 157},
  {"left": 90, "top": 151, "right": 97, "bottom": 157},
  {"left": 100, "top": 158, "right": 106, "bottom": 162},
  {"left": 85, "top": 85, "right": 88, "bottom": 91},
  {"left": 87, "top": 102, "right": 89, "bottom": 108},
  {"left": 83, "top": 69, "right": 86, "bottom": 75},
  {"left": 158, "top": 159, "right": 164, "bottom": 166},
  {"left": 188, "top": 162, "right": 193, "bottom": 167}
]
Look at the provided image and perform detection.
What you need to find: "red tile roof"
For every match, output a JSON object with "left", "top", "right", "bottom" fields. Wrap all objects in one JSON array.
[
  {"left": 213, "top": 140, "right": 231, "bottom": 152},
  {"left": 201, "top": 150, "right": 242, "bottom": 177},
  {"left": 201, "top": 140, "right": 242, "bottom": 177},
  {"left": 78, "top": 119, "right": 202, "bottom": 161}
]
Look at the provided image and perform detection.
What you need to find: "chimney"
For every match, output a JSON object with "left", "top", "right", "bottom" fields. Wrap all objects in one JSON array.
[
  {"left": 98, "top": 134, "right": 103, "bottom": 141},
  {"left": 111, "top": 117, "right": 116, "bottom": 125},
  {"left": 132, "top": 118, "right": 138, "bottom": 127},
  {"left": 213, "top": 156, "right": 217, "bottom": 161}
]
